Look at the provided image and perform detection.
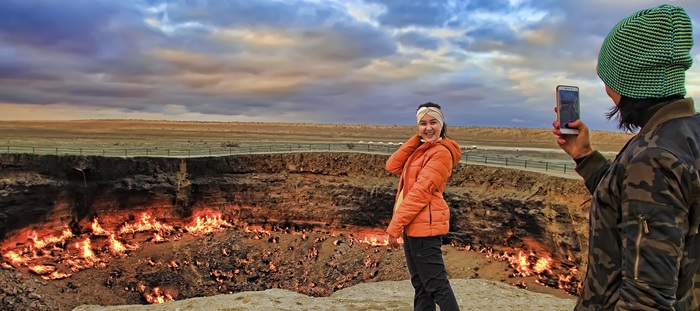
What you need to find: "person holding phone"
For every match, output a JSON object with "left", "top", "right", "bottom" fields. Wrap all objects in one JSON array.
[
  {"left": 386, "top": 102, "right": 461, "bottom": 311},
  {"left": 552, "top": 4, "right": 700, "bottom": 310}
]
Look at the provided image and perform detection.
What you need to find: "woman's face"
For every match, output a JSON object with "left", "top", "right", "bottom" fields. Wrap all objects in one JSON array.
[{"left": 418, "top": 114, "right": 441, "bottom": 143}]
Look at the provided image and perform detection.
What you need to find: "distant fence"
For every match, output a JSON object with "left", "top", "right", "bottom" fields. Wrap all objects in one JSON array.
[{"left": 0, "top": 143, "right": 576, "bottom": 175}]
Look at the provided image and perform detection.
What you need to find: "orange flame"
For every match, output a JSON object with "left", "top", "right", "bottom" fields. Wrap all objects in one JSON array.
[
  {"left": 152, "top": 233, "right": 166, "bottom": 243},
  {"left": 91, "top": 218, "right": 107, "bottom": 236},
  {"left": 119, "top": 214, "right": 174, "bottom": 235},
  {"left": 42, "top": 270, "right": 71, "bottom": 280},
  {"left": 144, "top": 287, "right": 175, "bottom": 304},
  {"left": 28, "top": 265, "right": 56, "bottom": 275},
  {"left": 185, "top": 214, "right": 232, "bottom": 235},
  {"left": 31, "top": 228, "right": 73, "bottom": 250},
  {"left": 533, "top": 257, "right": 553, "bottom": 274},
  {"left": 76, "top": 237, "right": 96, "bottom": 260},
  {"left": 109, "top": 234, "right": 126, "bottom": 255},
  {"left": 3, "top": 250, "right": 27, "bottom": 267}
]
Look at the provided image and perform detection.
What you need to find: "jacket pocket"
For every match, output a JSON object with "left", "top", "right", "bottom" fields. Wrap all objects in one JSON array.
[
  {"left": 626, "top": 201, "right": 681, "bottom": 289},
  {"left": 634, "top": 214, "right": 649, "bottom": 281}
]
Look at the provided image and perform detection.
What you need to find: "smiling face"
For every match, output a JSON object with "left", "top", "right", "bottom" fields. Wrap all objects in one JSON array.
[{"left": 418, "top": 114, "right": 442, "bottom": 143}]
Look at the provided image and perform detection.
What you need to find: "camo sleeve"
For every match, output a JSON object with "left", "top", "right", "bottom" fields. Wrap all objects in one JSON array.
[
  {"left": 616, "top": 147, "right": 692, "bottom": 310},
  {"left": 575, "top": 150, "right": 611, "bottom": 194}
]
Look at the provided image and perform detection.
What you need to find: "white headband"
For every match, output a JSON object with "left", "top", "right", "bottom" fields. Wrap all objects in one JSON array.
[{"left": 416, "top": 107, "right": 444, "bottom": 128}]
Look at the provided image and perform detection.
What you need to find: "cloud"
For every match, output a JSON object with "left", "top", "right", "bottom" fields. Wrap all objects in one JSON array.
[
  {"left": 396, "top": 31, "right": 441, "bottom": 50},
  {"left": 368, "top": 0, "right": 452, "bottom": 28},
  {"left": 0, "top": 0, "right": 699, "bottom": 132}
]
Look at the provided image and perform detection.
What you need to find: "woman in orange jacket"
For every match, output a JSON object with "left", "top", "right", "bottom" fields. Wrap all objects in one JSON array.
[{"left": 386, "top": 102, "right": 462, "bottom": 311}]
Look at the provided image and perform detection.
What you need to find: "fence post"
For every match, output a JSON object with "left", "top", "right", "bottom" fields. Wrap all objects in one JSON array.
[
  {"left": 269, "top": 146, "right": 272, "bottom": 153},
  {"left": 505, "top": 158, "right": 508, "bottom": 166},
  {"left": 545, "top": 162, "right": 548, "bottom": 171},
  {"left": 167, "top": 149, "right": 170, "bottom": 156},
  {"left": 465, "top": 154, "right": 468, "bottom": 162},
  {"left": 524, "top": 160, "right": 527, "bottom": 168},
  {"left": 564, "top": 164, "right": 567, "bottom": 173},
  {"left": 328, "top": 143, "right": 331, "bottom": 150},
  {"left": 484, "top": 156, "right": 488, "bottom": 164}
]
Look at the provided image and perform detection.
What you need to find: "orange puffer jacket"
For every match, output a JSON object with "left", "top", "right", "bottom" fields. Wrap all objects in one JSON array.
[{"left": 385, "top": 134, "right": 462, "bottom": 238}]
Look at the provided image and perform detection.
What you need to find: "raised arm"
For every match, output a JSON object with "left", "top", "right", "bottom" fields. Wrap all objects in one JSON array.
[{"left": 386, "top": 134, "right": 422, "bottom": 175}]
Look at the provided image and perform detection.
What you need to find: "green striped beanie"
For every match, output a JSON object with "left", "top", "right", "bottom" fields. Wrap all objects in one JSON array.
[{"left": 597, "top": 4, "right": 694, "bottom": 99}]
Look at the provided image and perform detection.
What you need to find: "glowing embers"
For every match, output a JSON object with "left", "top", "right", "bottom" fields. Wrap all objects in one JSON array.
[
  {"left": 0, "top": 209, "right": 235, "bottom": 287},
  {"left": 476, "top": 246, "right": 581, "bottom": 295},
  {"left": 353, "top": 228, "right": 403, "bottom": 247}
]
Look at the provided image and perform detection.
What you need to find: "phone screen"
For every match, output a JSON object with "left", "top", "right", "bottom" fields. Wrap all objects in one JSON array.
[{"left": 558, "top": 88, "right": 580, "bottom": 128}]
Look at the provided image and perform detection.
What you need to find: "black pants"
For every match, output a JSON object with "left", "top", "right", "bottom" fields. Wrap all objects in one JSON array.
[{"left": 403, "top": 234, "right": 460, "bottom": 311}]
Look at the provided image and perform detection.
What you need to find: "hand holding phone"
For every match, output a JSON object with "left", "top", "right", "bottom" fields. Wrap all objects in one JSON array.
[{"left": 556, "top": 85, "right": 580, "bottom": 135}]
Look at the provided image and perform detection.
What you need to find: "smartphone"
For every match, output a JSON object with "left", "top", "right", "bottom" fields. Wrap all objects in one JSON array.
[{"left": 556, "top": 85, "right": 580, "bottom": 135}]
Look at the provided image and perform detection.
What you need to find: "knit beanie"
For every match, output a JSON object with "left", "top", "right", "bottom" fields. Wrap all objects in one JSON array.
[{"left": 597, "top": 4, "right": 694, "bottom": 99}]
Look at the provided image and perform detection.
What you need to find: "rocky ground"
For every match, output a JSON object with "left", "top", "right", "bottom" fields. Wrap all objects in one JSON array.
[{"left": 73, "top": 279, "right": 576, "bottom": 311}]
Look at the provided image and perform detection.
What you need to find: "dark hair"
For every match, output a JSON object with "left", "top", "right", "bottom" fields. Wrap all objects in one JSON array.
[
  {"left": 417, "top": 102, "right": 447, "bottom": 137},
  {"left": 606, "top": 95, "right": 684, "bottom": 132}
]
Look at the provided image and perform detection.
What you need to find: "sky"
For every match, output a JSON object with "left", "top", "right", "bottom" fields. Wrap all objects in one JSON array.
[{"left": 0, "top": 0, "right": 699, "bottom": 131}]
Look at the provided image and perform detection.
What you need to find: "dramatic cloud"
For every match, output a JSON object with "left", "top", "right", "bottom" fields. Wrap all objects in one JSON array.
[{"left": 0, "top": 0, "right": 699, "bottom": 132}]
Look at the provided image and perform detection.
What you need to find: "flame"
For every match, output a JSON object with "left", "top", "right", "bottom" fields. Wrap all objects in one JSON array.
[
  {"left": 3, "top": 250, "right": 26, "bottom": 267},
  {"left": 145, "top": 287, "right": 174, "bottom": 304},
  {"left": 152, "top": 233, "right": 166, "bottom": 243},
  {"left": 31, "top": 228, "right": 73, "bottom": 250},
  {"left": 353, "top": 229, "right": 404, "bottom": 247},
  {"left": 509, "top": 251, "right": 533, "bottom": 277},
  {"left": 119, "top": 213, "right": 174, "bottom": 235},
  {"left": 28, "top": 265, "right": 56, "bottom": 275},
  {"left": 533, "top": 257, "right": 553, "bottom": 274},
  {"left": 91, "top": 218, "right": 107, "bottom": 236},
  {"left": 42, "top": 270, "right": 71, "bottom": 280},
  {"left": 108, "top": 234, "right": 126, "bottom": 255},
  {"left": 557, "top": 266, "right": 581, "bottom": 295},
  {"left": 185, "top": 214, "right": 232, "bottom": 235},
  {"left": 76, "top": 237, "right": 96, "bottom": 260}
]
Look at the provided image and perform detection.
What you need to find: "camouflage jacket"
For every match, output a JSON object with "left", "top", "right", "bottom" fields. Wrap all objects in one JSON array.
[{"left": 574, "top": 98, "right": 700, "bottom": 310}]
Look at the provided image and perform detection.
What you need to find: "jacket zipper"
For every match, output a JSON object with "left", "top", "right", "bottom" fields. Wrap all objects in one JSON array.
[{"left": 634, "top": 215, "right": 649, "bottom": 281}]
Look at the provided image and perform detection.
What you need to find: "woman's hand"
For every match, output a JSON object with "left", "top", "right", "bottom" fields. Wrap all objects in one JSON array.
[
  {"left": 552, "top": 107, "right": 594, "bottom": 159},
  {"left": 388, "top": 235, "right": 401, "bottom": 249}
]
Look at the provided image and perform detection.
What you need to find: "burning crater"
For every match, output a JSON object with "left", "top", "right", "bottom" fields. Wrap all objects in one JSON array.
[{"left": 0, "top": 152, "right": 590, "bottom": 310}]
